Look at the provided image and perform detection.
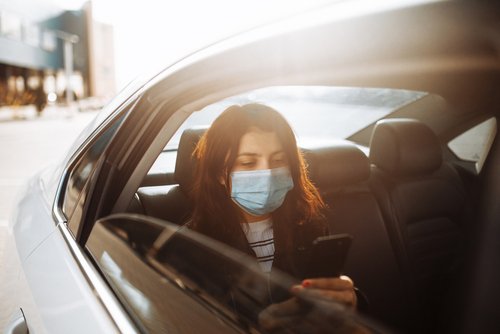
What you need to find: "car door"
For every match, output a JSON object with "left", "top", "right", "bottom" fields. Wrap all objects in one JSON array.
[{"left": 11, "top": 96, "right": 141, "bottom": 334}]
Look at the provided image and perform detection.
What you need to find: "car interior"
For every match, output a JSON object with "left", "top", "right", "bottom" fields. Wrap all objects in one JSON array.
[{"left": 122, "top": 86, "right": 497, "bottom": 333}]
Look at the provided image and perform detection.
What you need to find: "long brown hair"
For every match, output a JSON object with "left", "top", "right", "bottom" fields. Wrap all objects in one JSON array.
[{"left": 190, "top": 103, "right": 325, "bottom": 251}]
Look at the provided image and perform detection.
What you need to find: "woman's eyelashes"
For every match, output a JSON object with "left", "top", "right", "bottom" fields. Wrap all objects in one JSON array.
[
  {"left": 271, "top": 154, "right": 288, "bottom": 168},
  {"left": 239, "top": 160, "right": 257, "bottom": 168},
  {"left": 234, "top": 157, "right": 288, "bottom": 170}
]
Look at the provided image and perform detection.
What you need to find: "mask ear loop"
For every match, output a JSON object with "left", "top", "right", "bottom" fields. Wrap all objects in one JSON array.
[
  {"left": 222, "top": 148, "right": 237, "bottom": 194},
  {"left": 223, "top": 170, "right": 232, "bottom": 195},
  {"left": 221, "top": 152, "right": 234, "bottom": 190},
  {"left": 218, "top": 168, "right": 232, "bottom": 198},
  {"left": 218, "top": 173, "right": 226, "bottom": 185}
]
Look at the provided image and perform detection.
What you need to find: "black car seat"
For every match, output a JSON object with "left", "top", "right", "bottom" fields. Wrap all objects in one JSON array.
[
  {"left": 303, "top": 143, "right": 413, "bottom": 331},
  {"left": 129, "top": 127, "right": 207, "bottom": 224},
  {"left": 368, "top": 119, "right": 467, "bottom": 332}
]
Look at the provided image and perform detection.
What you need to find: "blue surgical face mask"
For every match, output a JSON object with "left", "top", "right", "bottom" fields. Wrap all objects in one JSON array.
[{"left": 230, "top": 167, "right": 294, "bottom": 216}]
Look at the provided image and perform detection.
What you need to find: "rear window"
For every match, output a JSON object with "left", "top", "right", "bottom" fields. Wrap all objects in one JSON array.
[
  {"left": 150, "top": 86, "right": 426, "bottom": 176},
  {"left": 166, "top": 86, "right": 427, "bottom": 149}
]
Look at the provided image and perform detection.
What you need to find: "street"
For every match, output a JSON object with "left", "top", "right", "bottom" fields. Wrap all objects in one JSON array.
[{"left": 0, "top": 105, "right": 99, "bottom": 330}]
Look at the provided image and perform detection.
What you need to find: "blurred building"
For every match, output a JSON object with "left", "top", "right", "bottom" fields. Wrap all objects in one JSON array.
[{"left": 0, "top": 0, "right": 115, "bottom": 112}]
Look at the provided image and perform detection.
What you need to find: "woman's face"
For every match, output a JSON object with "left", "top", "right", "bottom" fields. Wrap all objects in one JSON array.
[
  {"left": 228, "top": 127, "right": 292, "bottom": 222},
  {"left": 231, "top": 127, "right": 289, "bottom": 173}
]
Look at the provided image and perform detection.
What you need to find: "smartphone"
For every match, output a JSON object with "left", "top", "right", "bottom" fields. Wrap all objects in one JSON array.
[{"left": 306, "top": 233, "right": 353, "bottom": 278}]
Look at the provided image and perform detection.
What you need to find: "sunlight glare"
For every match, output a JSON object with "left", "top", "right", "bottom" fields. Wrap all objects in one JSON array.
[{"left": 92, "top": 0, "right": 336, "bottom": 89}]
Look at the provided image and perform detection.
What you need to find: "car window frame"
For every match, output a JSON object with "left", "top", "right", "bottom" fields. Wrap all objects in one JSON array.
[{"left": 53, "top": 93, "right": 141, "bottom": 233}]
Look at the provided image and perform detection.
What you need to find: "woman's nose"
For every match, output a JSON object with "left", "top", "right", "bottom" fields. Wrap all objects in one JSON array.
[{"left": 258, "top": 159, "right": 270, "bottom": 170}]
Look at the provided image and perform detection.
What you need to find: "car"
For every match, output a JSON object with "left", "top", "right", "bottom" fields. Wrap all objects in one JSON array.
[{"left": 5, "top": 0, "right": 500, "bottom": 333}]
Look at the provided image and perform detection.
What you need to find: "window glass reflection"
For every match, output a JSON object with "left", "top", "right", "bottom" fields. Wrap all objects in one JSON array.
[
  {"left": 87, "top": 215, "right": 375, "bottom": 333},
  {"left": 63, "top": 115, "right": 123, "bottom": 222}
]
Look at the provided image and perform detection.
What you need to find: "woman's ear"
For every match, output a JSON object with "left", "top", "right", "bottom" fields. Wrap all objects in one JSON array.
[
  {"left": 218, "top": 176, "right": 225, "bottom": 185},
  {"left": 219, "top": 170, "right": 232, "bottom": 192},
  {"left": 218, "top": 169, "right": 227, "bottom": 185}
]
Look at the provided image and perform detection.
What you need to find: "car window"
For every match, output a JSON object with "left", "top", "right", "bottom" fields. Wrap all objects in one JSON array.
[
  {"left": 63, "top": 113, "right": 126, "bottom": 233},
  {"left": 87, "top": 215, "right": 246, "bottom": 333},
  {"left": 152, "top": 86, "right": 426, "bottom": 175},
  {"left": 168, "top": 86, "right": 426, "bottom": 148},
  {"left": 86, "top": 214, "right": 374, "bottom": 333},
  {"left": 448, "top": 117, "right": 497, "bottom": 173}
]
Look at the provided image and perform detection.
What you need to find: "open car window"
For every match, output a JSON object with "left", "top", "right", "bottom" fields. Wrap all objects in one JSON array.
[{"left": 86, "top": 214, "right": 380, "bottom": 333}]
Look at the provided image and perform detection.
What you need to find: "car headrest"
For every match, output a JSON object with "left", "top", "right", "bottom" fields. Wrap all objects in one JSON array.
[
  {"left": 369, "top": 119, "right": 442, "bottom": 176},
  {"left": 302, "top": 142, "right": 370, "bottom": 189},
  {"left": 174, "top": 127, "right": 207, "bottom": 192}
]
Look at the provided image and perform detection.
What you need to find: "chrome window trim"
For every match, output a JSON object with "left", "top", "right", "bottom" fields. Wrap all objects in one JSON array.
[{"left": 57, "top": 222, "right": 138, "bottom": 333}]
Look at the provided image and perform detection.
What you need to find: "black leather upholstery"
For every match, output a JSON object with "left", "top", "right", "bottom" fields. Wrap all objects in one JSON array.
[
  {"left": 135, "top": 185, "right": 193, "bottom": 224},
  {"left": 174, "top": 127, "right": 207, "bottom": 192},
  {"left": 369, "top": 119, "right": 466, "bottom": 332},
  {"left": 305, "top": 143, "right": 414, "bottom": 329},
  {"left": 302, "top": 142, "right": 370, "bottom": 189},
  {"left": 129, "top": 127, "right": 207, "bottom": 224},
  {"left": 370, "top": 119, "right": 442, "bottom": 176}
]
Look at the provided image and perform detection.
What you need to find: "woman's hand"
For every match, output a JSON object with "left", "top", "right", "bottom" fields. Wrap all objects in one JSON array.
[
  {"left": 258, "top": 297, "right": 303, "bottom": 330},
  {"left": 259, "top": 276, "right": 371, "bottom": 334},
  {"left": 258, "top": 276, "right": 364, "bottom": 333},
  {"left": 292, "top": 275, "right": 357, "bottom": 309}
]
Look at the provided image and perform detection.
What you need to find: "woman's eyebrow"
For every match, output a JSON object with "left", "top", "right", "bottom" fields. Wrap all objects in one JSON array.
[
  {"left": 237, "top": 152, "right": 259, "bottom": 157},
  {"left": 237, "top": 150, "right": 285, "bottom": 157},
  {"left": 270, "top": 150, "right": 286, "bottom": 157}
]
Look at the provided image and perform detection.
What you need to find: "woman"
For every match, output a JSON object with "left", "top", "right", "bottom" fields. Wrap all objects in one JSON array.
[{"left": 189, "top": 103, "right": 357, "bottom": 322}]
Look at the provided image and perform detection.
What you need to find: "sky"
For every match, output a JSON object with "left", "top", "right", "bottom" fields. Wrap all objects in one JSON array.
[{"left": 91, "top": 0, "right": 337, "bottom": 91}]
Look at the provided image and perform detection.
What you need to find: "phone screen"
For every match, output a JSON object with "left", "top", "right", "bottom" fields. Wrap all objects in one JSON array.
[{"left": 306, "top": 234, "right": 353, "bottom": 278}]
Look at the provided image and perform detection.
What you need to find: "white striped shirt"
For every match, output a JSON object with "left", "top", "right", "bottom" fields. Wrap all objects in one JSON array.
[{"left": 242, "top": 218, "right": 275, "bottom": 273}]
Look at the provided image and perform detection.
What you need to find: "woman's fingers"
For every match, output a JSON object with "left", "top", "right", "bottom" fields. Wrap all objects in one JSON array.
[
  {"left": 258, "top": 297, "right": 303, "bottom": 330},
  {"left": 302, "top": 276, "right": 354, "bottom": 290},
  {"left": 262, "top": 297, "right": 302, "bottom": 317},
  {"left": 299, "top": 287, "right": 357, "bottom": 306},
  {"left": 291, "top": 276, "right": 357, "bottom": 308}
]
